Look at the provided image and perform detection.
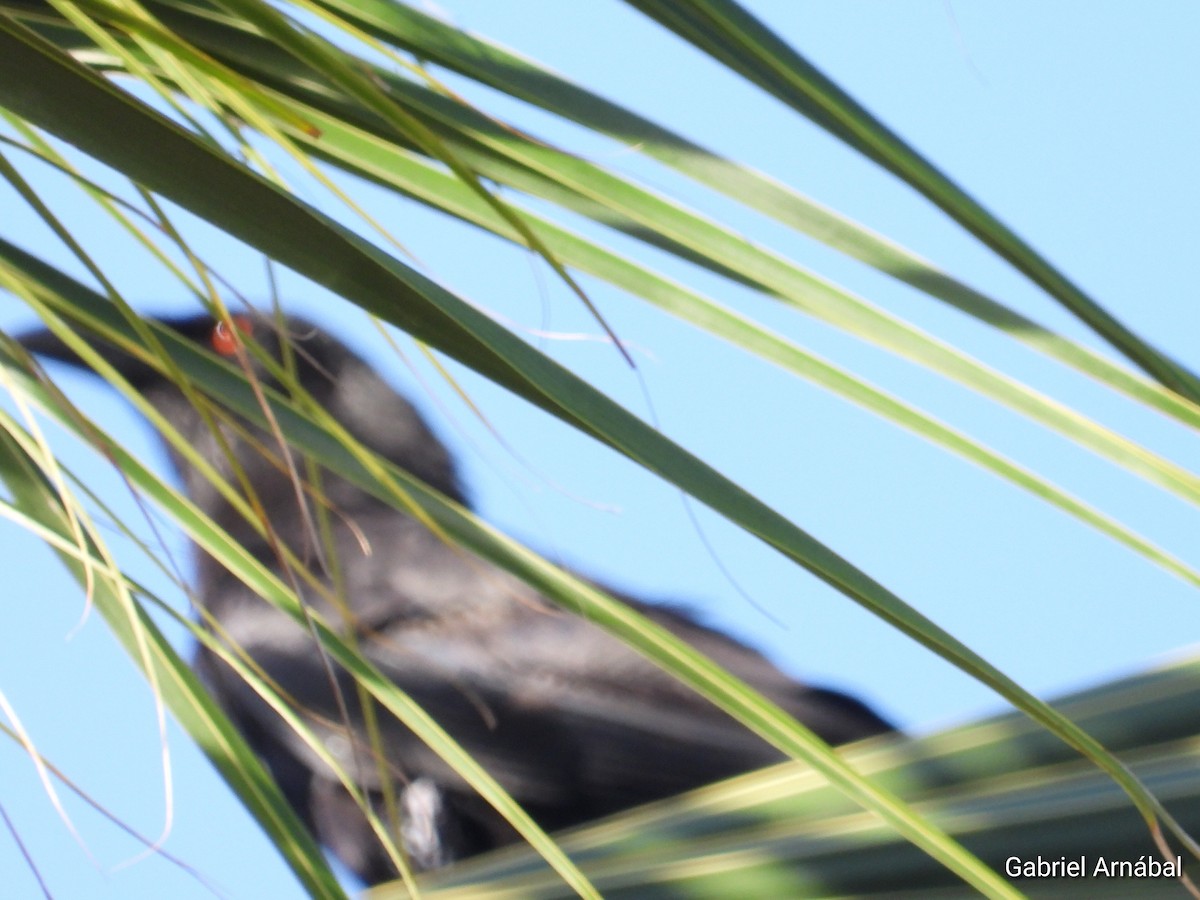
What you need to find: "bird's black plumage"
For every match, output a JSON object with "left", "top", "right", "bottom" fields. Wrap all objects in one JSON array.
[{"left": 23, "top": 313, "right": 892, "bottom": 884}]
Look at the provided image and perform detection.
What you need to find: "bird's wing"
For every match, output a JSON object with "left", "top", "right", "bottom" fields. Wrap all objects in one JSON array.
[
  {"left": 200, "top": 576, "right": 887, "bottom": 826},
  {"left": 198, "top": 507, "right": 891, "bottom": 823}
]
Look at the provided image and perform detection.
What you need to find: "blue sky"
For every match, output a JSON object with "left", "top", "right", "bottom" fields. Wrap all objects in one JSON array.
[{"left": 1, "top": 2, "right": 1198, "bottom": 897}]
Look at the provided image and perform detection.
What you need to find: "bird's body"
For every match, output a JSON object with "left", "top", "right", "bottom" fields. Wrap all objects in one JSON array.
[{"left": 24, "top": 314, "right": 892, "bottom": 884}]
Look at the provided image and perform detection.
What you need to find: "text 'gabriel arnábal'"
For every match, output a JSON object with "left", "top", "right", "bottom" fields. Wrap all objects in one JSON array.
[{"left": 1006, "top": 855, "right": 1183, "bottom": 879}]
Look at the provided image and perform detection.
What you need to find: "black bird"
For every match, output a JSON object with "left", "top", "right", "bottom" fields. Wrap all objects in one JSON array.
[{"left": 22, "top": 313, "right": 892, "bottom": 884}]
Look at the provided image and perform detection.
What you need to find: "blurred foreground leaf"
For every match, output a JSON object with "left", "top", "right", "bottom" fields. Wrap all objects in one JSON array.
[{"left": 394, "top": 655, "right": 1200, "bottom": 898}]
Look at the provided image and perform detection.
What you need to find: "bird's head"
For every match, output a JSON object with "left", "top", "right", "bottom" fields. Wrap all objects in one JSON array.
[
  {"left": 21, "top": 312, "right": 343, "bottom": 398},
  {"left": 18, "top": 311, "right": 464, "bottom": 503}
]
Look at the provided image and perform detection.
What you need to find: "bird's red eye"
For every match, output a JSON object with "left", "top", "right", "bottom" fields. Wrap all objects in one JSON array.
[{"left": 211, "top": 315, "right": 252, "bottom": 356}]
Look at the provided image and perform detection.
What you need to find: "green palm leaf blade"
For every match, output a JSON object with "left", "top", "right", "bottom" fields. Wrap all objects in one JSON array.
[
  {"left": 622, "top": 0, "right": 1200, "bottom": 405},
  {"left": 301, "top": 0, "right": 1199, "bottom": 430}
]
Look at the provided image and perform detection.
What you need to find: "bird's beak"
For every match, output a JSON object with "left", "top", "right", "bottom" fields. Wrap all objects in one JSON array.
[
  {"left": 15, "top": 318, "right": 194, "bottom": 389},
  {"left": 15, "top": 322, "right": 150, "bottom": 390},
  {"left": 17, "top": 325, "right": 89, "bottom": 369}
]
